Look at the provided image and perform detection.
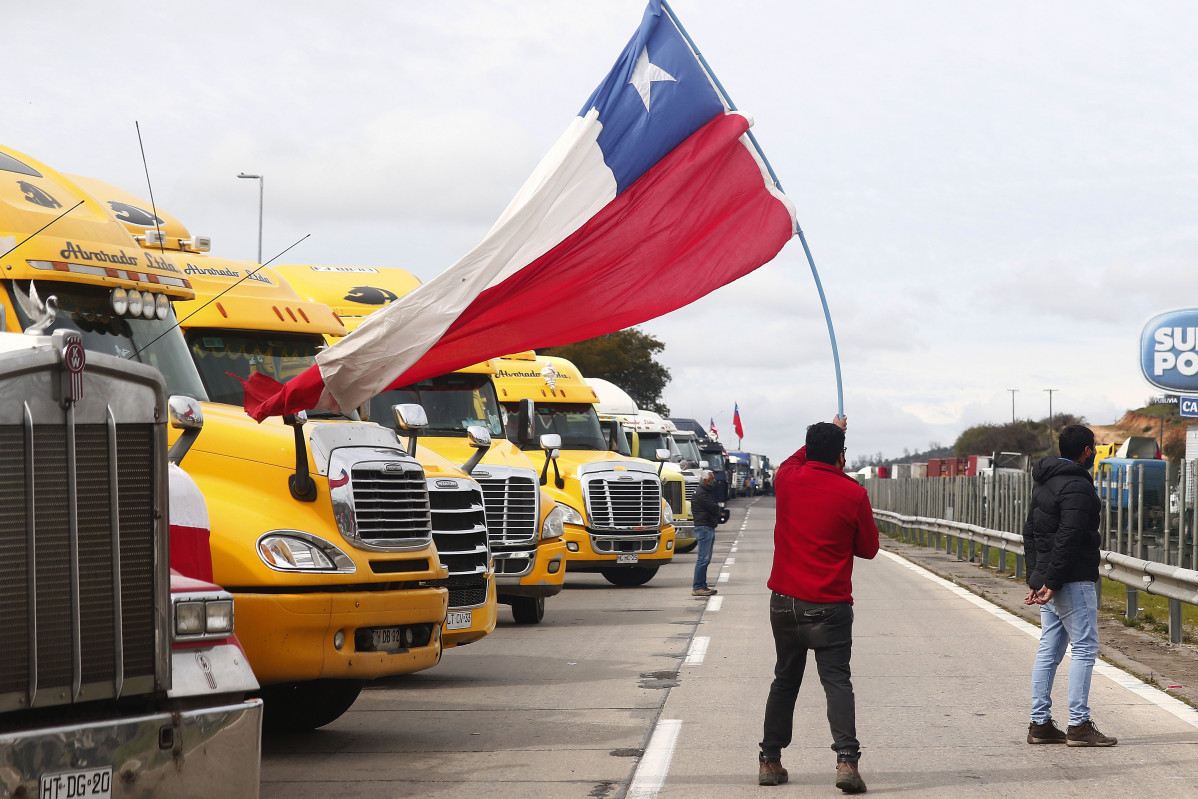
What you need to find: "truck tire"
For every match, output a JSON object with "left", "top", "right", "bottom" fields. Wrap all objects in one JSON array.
[
  {"left": 260, "top": 679, "right": 363, "bottom": 731},
  {"left": 675, "top": 540, "right": 698, "bottom": 554},
  {"left": 511, "top": 595, "right": 546, "bottom": 624},
  {"left": 600, "top": 566, "right": 659, "bottom": 586}
]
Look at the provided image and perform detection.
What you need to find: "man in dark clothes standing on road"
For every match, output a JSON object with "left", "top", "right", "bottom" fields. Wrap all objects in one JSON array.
[
  {"left": 758, "top": 416, "right": 878, "bottom": 793},
  {"left": 691, "top": 470, "right": 723, "bottom": 597},
  {"left": 1023, "top": 424, "right": 1117, "bottom": 747}
]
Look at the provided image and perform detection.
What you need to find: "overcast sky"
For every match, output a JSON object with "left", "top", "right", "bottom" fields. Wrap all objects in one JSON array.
[{"left": 6, "top": 1, "right": 1196, "bottom": 465}]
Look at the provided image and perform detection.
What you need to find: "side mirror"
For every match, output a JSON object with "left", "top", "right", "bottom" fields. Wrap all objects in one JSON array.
[
  {"left": 517, "top": 398, "right": 535, "bottom": 447},
  {"left": 392, "top": 403, "right": 427, "bottom": 456},
  {"left": 167, "top": 396, "right": 204, "bottom": 465},
  {"left": 461, "top": 424, "right": 494, "bottom": 475},
  {"left": 392, "top": 403, "right": 428, "bottom": 431},
  {"left": 540, "top": 433, "right": 562, "bottom": 453},
  {"left": 280, "top": 410, "right": 316, "bottom": 501},
  {"left": 655, "top": 448, "right": 671, "bottom": 462},
  {"left": 700, "top": 460, "right": 709, "bottom": 469}
]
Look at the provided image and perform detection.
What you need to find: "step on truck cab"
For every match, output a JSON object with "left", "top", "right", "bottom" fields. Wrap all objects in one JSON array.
[
  {"left": 587, "top": 376, "right": 696, "bottom": 553},
  {"left": 28, "top": 170, "right": 453, "bottom": 729},
  {"left": 274, "top": 263, "right": 565, "bottom": 625},
  {"left": 0, "top": 322, "right": 263, "bottom": 798},
  {"left": 491, "top": 352, "right": 674, "bottom": 586}
]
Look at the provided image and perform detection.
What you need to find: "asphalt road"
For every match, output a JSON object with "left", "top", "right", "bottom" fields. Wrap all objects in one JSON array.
[{"left": 261, "top": 497, "right": 1198, "bottom": 798}]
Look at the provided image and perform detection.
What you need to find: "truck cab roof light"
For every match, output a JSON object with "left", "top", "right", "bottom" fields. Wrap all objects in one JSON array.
[{"left": 155, "top": 293, "right": 170, "bottom": 320}]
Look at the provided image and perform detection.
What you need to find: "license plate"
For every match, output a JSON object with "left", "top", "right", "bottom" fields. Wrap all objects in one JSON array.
[
  {"left": 40, "top": 767, "right": 112, "bottom": 799},
  {"left": 446, "top": 610, "right": 472, "bottom": 630},
  {"left": 371, "top": 626, "right": 407, "bottom": 653},
  {"left": 616, "top": 553, "right": 639, "bottom": 564}
]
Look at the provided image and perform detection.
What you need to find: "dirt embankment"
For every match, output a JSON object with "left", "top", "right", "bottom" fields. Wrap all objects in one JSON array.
[{"left": 1091, "top": 409, "right": 1188, "bottom": 460}]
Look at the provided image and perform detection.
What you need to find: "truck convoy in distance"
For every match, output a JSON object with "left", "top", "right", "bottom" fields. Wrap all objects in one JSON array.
[
  {"left": 0, "top": 323, "right": 263, "bottom": 797},
  {"left": 275, "top": 263, "right": 566, "bottom": 625}
]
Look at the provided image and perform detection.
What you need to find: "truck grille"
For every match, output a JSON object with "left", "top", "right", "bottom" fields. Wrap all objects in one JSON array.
[
  {"left": 426, "top": 482, "right": 490, "bottom": 610},
  {"left": 685, "top": 482, "right": 697, "bottom": 502},
  {"left": 475, "top": 474, "right": 538, "bottom": 546},
  {"left": 585, "top": 476, "right": 662, "bottom": 532},
  {"left": 0, "top": 422, "right": 159, "bottom": 711},
  {"left": 350, "top": 466, "right": 432, "bottom": 545},
  {"left": 663, "top": 480, "right": 684, "bottom": 515}
]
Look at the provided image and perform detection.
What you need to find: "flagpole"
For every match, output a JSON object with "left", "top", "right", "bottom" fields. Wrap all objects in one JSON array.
[{"left": 661, "top": 0, "right": 845, "bottom": 418}]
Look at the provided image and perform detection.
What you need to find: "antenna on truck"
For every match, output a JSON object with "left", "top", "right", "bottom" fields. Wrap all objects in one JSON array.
[{"left": 134, "top": 121, "right": 166, "bottom": 254}]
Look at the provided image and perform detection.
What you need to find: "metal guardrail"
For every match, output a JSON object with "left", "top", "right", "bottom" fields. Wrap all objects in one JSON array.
[{"left": 875, "top": 509, "right": 1198, "bottom": 643}]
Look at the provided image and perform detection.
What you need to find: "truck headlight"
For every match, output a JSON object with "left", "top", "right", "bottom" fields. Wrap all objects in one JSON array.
[
  {"left": 173, "top": 597, "right": 235, "bottom": 639},
  {"left": 557, "top": 504, "right": 585, "bottom": 526},
  {"left": 257, "top": 531, "right": 356, "bottom": 573},
  {"left": 662, "top": 501, "right": 674, "bottom": 525},
  {"left": 541, "top": 505, "right": 565, "bottom": 540}
]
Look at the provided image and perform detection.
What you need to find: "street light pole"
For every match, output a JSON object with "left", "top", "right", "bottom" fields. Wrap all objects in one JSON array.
[
  {"left": 1007, "top": 388, "right": 1019, "bottom": 424},
  {"left": 1044, "top": 388, "right": 1057, "bottom": 454},
  {"left": 237, "top": 172, "right": 263, "bottom": 264}
]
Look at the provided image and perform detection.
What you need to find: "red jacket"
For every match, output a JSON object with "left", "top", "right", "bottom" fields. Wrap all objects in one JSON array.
[{"left": 768, "top": 446, "right": 879, "bottom": 604}]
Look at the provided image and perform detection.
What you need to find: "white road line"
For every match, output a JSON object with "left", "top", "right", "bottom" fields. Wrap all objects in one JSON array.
[
  {"left": 878, "top": 549, "right": 1198, "bottom": 730},
  {"left": 730, "top": 546, "right": 738, "bottom": 553},
  {"left": 627, "top": 719, "right": 682, "bottom": 799},
  {"left": 685, "top": 636, "right": 710, "bottom": 665},
  {"left": 707, "top": 595, "right": 723, "bottom": 612},
  {"left": 724, "top": 557, "right": 735, "bottom": 565},
  {"left": 718, "top": 572, "right": 730, "bottom": 583}
]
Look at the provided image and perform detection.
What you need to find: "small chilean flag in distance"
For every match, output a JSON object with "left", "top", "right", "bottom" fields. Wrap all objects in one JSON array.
[
  {"left": 242, "top": 0, "right": 797, "bottom": 421},
  {"left": 709, "top": 418, "right": 718, "bottom": 440},
  {"left": 733, "top": 404, "right": 744, "bottom": 440}
]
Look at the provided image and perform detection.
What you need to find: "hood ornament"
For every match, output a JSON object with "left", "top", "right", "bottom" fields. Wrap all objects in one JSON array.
[{"left": 15, "top": 280, "right": 58, "bottom": 335}]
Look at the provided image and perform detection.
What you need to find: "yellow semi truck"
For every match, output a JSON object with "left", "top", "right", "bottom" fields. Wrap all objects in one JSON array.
[
  {"left": 275, "top": 263, "right": 567, "bottom": 624},
  {"left": 60, "top": 173, "right": 466, "bottom": 727},
  {"left": 491, "top": 352, "right": 675, "bottom": 586}
]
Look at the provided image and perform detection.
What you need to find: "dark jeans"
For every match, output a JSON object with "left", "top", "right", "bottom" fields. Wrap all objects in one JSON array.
[{"left": 760, "top": 591, "right": 860, "bottom": 763}]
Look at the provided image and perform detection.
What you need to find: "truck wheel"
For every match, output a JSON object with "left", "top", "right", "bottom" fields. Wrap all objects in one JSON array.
[
  {"left": 676, "top": 541, "right": 698, "bottom": 554},
  {"left": 511, "top": 595, "right": 546, "bottom": 624},
  {"left": 600, "top": 566, "right": 659, "bottom": 586},
  {"left": 260, "top": 679, "right": 363, "bottom": 731}
]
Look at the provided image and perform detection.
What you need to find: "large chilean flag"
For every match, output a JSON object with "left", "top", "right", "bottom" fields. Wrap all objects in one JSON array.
[{"left": 244, "top": 0, "right": 797, "bottom": 421}]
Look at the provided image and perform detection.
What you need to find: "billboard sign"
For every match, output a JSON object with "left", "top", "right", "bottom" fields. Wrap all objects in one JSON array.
[
  {"left": 1181, "top": 397, "right": 1198, "bottom": 418},
  {"left": 1141, "top": 309, "right": 1198, "bottom": 393}
]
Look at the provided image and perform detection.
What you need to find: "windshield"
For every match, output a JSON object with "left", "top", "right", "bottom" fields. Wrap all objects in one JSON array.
[
  {"left": 675, "top": 437, "right": 702, "bottom": 465},
  {"left": 8, "top": 280, "right": 208, "bottom": 399},
  {"left": 186, "top": 329, "right": 323, "bottom": 406},
  {"left": 502, "top": 401, "right": 606, "bottom": 451},
  {"left": 636, "top": 432, "right": 670, "bottom": 461},
  {"left": 371, "top": 373, "right": 505, "bottom": 436},
  {"left": 599, "top": 419, "right": 633, "bottom": 456},
  {"left": 703, "top": 451, "right": 726, "bottom": 470}
]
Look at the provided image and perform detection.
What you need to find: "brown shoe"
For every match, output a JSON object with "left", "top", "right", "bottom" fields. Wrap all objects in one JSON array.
[
  {"left": 1028, "top": 719, "right": 1067, "bottom": 744},
  {"left": 692, "top": 588, "right": 718, "bottom": 597},
  {"left": 758, "top": 759, "right": 788, "bottom": 786},
  {"left": 1066, "top": 720, "right": 1117, "bottom": 747},
  {"left": 835, "top": 761, "right": 866, "bottom": 793}
]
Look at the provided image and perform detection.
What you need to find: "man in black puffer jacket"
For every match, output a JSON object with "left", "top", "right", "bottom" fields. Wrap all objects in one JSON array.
[{"left": 1022, "top": 424, "right": 1117, "bottom": 748}]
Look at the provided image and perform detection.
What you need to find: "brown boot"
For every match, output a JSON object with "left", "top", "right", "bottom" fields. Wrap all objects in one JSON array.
[
  {"left": 758, "top": 759, "right": 788, "bottom": 786},
  {"left": 1066, "top": 720, "right": 1117, "bottom": 747},
  {"left": 835, "top": 761, "right": 866, "bottom": 793},
  {"left": 1027, "top": 719, "right": 1067, "bottom": 744}
]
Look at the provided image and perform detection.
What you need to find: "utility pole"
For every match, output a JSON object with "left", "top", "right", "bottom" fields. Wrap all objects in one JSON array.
[
  {"left": 1007, "top": 388, "right": 1019, "bottom": 424},
  {"left": 1044, "top": 389, "right": 1057, "bottom": 454}
]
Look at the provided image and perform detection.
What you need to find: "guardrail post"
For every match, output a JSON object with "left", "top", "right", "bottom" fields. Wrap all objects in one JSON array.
[
  {"left": 1169, "top": 598, "right": 1184, "bottom": 644},
  {"left": 1136, "top": 463, "right": 1144, "bottom": 561},
  {"left": 981, "top": 542, "right": 990, "bottom": 568},
  {"left": 1125, "top": 586, "right": 1139, "bottom": 621},
  {"left": 968, "top": 539, "right": 976, "bottom": 563},
  {"left": 1015, "top": 553, "right": 1024, "bottom": 579},
  {"left": 956, "top": 535, "right": 964, "bottom": 561}
]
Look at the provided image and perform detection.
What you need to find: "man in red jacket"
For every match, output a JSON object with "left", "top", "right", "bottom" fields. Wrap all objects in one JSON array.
[{"left": 758, "top": 416, "right": 879, "bottom": 793}]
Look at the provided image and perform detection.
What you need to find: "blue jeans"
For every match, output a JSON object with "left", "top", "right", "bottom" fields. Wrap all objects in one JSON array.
[
  {"left": 1030, "top": 580, "right": 1099, "bottom": 727},
  {"left": 692, "top": 526, "right": 715, "bottom": 590}
]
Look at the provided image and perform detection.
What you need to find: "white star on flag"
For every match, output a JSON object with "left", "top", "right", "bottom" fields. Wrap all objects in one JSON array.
[{"left": 628, "top": 46, "right": 676, "bottom": 111}]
